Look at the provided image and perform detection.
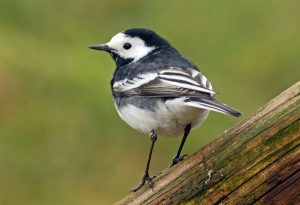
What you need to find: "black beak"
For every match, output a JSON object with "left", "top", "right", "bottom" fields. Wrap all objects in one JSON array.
[{"left": 89, "top": 44, "right": 112, "bottom": 52}]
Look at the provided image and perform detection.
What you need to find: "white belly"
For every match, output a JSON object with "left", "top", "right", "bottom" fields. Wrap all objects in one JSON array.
[{"left": 114, "top": 98, "right": 209, "bottom": 137}]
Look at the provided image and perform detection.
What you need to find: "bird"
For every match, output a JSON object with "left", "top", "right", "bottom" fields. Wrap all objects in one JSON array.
[{"left": 89, "top": 28, "right": 241, "bottom": 192}]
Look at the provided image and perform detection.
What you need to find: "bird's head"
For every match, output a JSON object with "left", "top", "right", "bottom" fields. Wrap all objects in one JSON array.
[{"left": 89, "top": 28, "right": 170, "bottom": 67}]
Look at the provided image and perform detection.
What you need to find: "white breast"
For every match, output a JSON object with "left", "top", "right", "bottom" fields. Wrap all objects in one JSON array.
[{"left": 114, "top": 98, "right": 209, "bottom": 137}]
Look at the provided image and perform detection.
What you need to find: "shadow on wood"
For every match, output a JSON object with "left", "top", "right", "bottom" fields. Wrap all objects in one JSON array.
[{"left": 115, "top": 81, "right": 300, "bottom": 205}]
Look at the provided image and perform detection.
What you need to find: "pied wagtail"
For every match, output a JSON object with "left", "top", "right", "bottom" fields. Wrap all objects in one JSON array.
[{"left": 89, "top": 28, "right": 241, "bottom": 192}]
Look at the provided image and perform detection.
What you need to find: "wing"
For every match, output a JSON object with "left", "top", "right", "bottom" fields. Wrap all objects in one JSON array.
[{"left": 112, "top": 67, "right": 215, "bottom": 98}]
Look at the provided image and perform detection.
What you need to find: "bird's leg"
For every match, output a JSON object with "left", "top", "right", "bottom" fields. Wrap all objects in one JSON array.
[
  {"left": 170, "top": 123, "right": 192, "bottom": 166},
  {"left": 131, "top": 130, "right": 157, "bottom": 192}
]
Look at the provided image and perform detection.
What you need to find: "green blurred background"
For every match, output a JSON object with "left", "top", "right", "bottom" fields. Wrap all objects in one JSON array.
[{"left": 0, "top": 0, "right": 299, "bottom": 204}]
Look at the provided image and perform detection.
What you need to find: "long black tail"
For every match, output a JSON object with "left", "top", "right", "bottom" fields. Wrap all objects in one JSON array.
[{"left": 184, "top": 97, "right": 242, "bottom": 117}]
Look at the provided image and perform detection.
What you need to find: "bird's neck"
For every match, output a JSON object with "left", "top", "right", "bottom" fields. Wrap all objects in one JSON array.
[{"left": 111, "top": 52, "right": 134, "bottom": 67}]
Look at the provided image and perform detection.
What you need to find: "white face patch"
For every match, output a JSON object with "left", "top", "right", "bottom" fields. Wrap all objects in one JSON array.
[{"left": 106, "top": 32, "right": 155, "bottom": 62}]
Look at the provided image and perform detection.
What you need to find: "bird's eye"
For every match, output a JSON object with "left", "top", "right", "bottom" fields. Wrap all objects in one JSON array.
[{"left": 123, "top": 43, "right": 132, "bottom": 50}]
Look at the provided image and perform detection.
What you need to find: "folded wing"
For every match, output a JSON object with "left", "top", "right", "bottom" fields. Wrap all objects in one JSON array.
[
  {"left": 112, "top": 67, "right": 241, "bottom": 117},
  {"left": 113, "top": 67, "right": 215, "bottom": 98}
]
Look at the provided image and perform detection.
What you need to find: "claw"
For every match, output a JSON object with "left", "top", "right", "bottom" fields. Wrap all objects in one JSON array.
[
  {"left": 170, "top": 154, "right": 190, "bottom": 167},
  {"left": 131, "top": 174, "right": 155, "bottom": 192}
]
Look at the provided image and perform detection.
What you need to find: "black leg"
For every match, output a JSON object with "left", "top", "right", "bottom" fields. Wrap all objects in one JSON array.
[
  {"left": 131, "top": 130, "right": 157, "bottom": 192},
  {"left": 171, "top": 123, "right": 192, "bottom": 166}
]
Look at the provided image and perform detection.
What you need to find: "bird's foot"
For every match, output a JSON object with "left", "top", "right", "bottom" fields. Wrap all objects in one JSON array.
[
  {"left": 170, "top": 154, "right": 189, "bottom": 167},
  {"left": 131, "top": 173, "right": 155, "bottom": 192}
]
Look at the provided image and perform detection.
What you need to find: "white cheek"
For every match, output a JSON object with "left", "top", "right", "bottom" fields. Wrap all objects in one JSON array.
[
  {"left": 106, "top": 32, "right": 155, "bottom": 62},
  {"left": 120, "top": 45, "right": 155, "bottom": 62}
]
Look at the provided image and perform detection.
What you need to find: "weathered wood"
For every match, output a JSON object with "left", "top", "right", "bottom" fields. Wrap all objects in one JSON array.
[{"left": 115, "top": 81, "right": 300, "bottom": 205}]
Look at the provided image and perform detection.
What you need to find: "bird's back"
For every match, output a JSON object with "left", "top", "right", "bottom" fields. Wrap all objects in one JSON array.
[{"left": 112, "top": 46, "right": 198, "bottom": 82}]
